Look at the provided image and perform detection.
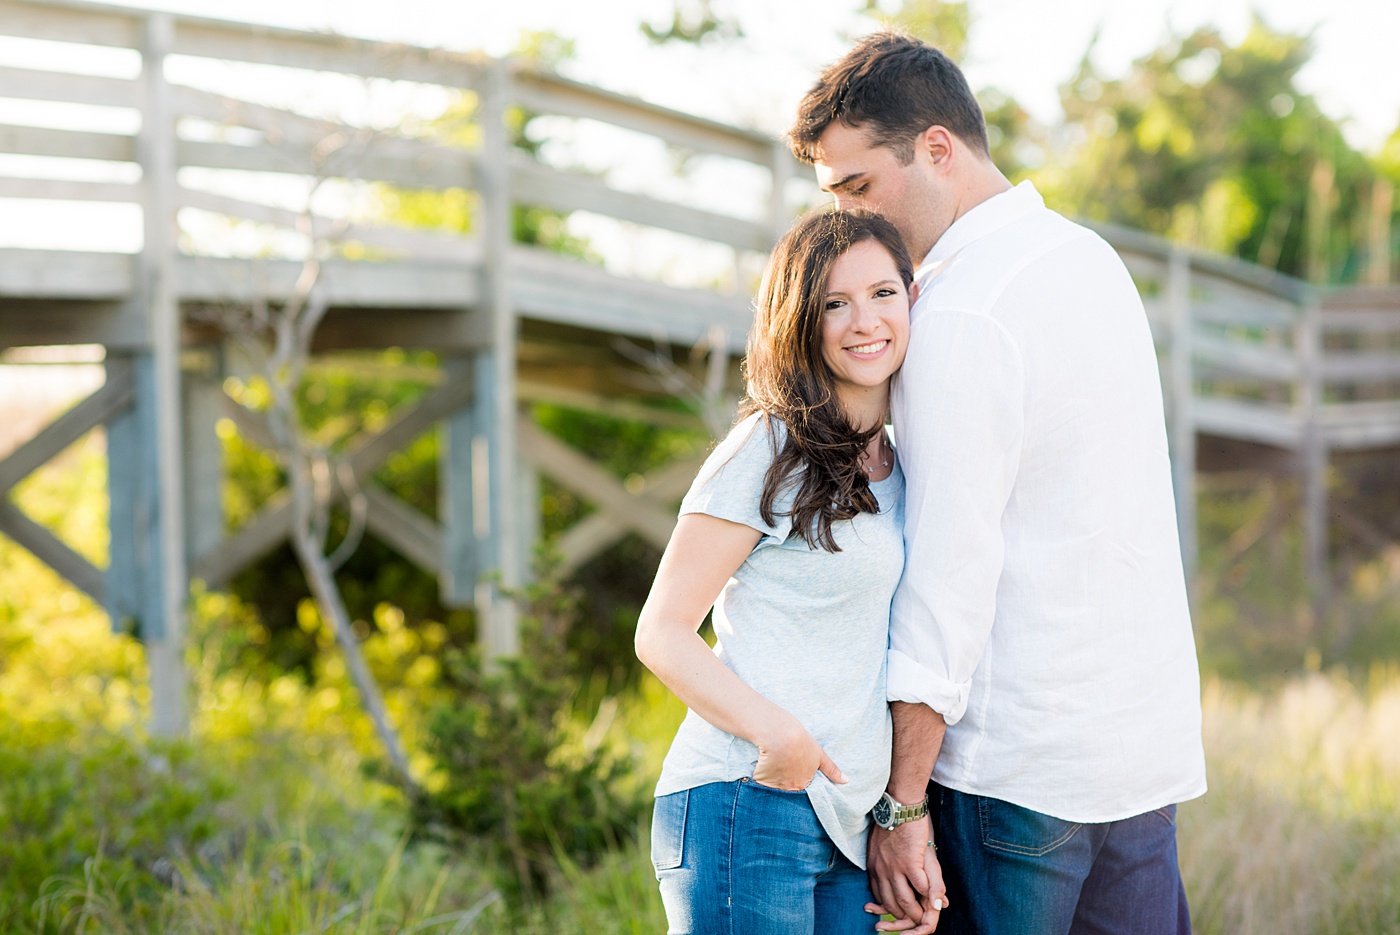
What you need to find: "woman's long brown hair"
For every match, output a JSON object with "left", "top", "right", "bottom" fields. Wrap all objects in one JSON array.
[{"left": 741, "top": 207, "right": 913, "bottom": 552}]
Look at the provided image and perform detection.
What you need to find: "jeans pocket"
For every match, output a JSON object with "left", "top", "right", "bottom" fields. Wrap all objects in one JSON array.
[
  {"left": 1153, "top": 804, "right": 1177, "bottom": 826},
  {"left": 744, "top": 776, "right": 810, "bottom": 795},
  {"left": 651, "top": 790, "right": 689, "bottom": 872},
  {"left": 977, "top": 795, "right": 1082, "bottom": 857}
]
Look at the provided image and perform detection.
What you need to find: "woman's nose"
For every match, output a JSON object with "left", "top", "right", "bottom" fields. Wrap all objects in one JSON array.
[{"left": 849, "top": 301, "right": 877, "bottom": 331}]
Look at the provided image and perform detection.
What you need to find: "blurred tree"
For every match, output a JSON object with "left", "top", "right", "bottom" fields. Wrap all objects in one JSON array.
[
  {"left": 860, "top": 0, "right": 969, "bottom": 60},
  {"left": 1039, "top": 16, "right": 1383, "bottom": 282},
  {"left": 640, "top": 0, "right": 744, "bottom": 45}
]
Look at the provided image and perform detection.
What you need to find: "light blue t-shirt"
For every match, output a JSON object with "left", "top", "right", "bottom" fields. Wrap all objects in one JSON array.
[{"left": 654, "top": 412, "right": 905, "bottom": 868}]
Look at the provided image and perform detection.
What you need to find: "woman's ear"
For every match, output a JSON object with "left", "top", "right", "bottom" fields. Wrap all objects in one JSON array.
[{"left": 909, "top": 280, "right": 920, "bottom": 304}]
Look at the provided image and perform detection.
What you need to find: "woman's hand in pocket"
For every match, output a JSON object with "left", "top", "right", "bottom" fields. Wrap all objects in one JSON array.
[{"left": 751, "top": 713, "right": 847, "bottom": 791}]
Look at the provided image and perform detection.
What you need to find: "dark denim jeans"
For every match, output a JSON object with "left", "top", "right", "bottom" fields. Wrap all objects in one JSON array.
[
  {"left": 931, "top": 782, "right": 1191, "bottom": 935},
  {"left": 651, "top": 779, "right": 876, "bottom": 935}
]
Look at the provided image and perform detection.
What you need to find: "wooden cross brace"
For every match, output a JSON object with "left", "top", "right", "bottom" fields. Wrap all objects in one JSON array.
[
  {"left": 0, "top": 358, "right": 136, "bottom": 603},
  {"left": 191, "top": 373, "right": 475, "bottom": 586},
  {"left": 516, "top": 419, "right": 704, "bottom": 576}
]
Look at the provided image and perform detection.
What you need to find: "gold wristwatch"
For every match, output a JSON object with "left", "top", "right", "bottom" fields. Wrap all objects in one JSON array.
[{"left": 871, "top": 791, "right": 929, "bottom": 830}]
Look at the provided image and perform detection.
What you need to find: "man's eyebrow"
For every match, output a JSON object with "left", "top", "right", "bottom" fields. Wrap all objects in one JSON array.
[{"left": 823, "top": 172, "right": 865, "bottom": 194}]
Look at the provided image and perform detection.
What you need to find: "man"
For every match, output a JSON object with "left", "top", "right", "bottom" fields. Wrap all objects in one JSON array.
[{"left": 788, "top": 32, "right": 1208, "bottom": 935}]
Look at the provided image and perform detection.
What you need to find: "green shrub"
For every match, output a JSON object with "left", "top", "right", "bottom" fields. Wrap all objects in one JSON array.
[
  {"left": 409, "top": 565, "right": 646, "bottom": 901},
  {"left": 0, "top": 721, "right": 232, "bottom": 931}
]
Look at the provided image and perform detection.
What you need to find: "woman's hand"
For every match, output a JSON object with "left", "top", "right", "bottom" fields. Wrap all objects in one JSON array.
[{"left": 751, "top": 713, "right": 847, "bottom": 791}]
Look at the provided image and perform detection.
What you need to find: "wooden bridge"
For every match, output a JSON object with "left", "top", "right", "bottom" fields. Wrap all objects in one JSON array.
[{"left": 2, "top": 0, "right": 1398, "bottom": 734}]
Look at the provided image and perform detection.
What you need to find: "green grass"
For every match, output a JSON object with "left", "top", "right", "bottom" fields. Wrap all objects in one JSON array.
[{"left": 5, "top": 432, "right": 1400, "bottom": 933}]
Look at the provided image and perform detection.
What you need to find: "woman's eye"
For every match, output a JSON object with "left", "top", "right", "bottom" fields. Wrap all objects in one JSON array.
[
  {"left": 824, "top": 299, "right": 846, "bottom": 311},
  {"left": 874, "top": 288, "right": 896, "bottom": 298}
]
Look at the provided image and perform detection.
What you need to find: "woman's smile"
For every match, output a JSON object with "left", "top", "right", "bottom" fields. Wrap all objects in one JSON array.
[{"left": 845, "top": 339, "right": 891, "bottom": 357}]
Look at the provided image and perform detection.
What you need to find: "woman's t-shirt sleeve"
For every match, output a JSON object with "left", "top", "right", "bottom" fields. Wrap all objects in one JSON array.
[{"left": 678, "top": 413, "right": 793, "bottom": 543}]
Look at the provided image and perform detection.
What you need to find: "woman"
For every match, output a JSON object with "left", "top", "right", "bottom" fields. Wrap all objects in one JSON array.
[{"left": 635, "top": 207, "right": 920, "bottom": 934}]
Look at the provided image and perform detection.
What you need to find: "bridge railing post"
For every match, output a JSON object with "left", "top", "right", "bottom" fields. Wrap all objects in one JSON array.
[
  {"left": 136, "top": 10, "right": 189, "bottom": 737},
  {"left": 470, "top": 58, "right": 522, "bottom": 659},
  {"left": 1166, "top": 248, "right": 1198, "bottom": 594},
  {"left": 1296, "top": 297, "right": 1330, "bottom": 613}
]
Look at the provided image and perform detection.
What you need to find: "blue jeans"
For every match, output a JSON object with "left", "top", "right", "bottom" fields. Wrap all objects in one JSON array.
[
  {"left": 931, "top": 782, "right": 1191, "bottom": 935},
  {"left": 651, "top": 779, "right": 876, "bottom": 934}
]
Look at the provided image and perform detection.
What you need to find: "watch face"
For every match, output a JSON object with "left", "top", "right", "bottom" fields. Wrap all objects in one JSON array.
[{"left": 872, "top": 795, "right": 892, "bottom": 828}]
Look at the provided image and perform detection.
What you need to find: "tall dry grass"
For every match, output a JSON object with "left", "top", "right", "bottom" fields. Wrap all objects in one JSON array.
[{"left": 1180, "top": 671, "right": 1400, "bottom": 935}]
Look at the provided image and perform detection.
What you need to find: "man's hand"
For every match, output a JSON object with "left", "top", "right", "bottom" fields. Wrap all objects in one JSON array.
[{"left": 864, "top": 818, "right": 949, "bottom": 934}]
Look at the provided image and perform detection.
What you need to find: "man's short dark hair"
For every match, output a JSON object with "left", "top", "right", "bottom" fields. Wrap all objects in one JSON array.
[{"left": 788, "top": 31, "right": 989, "bottom": 165}]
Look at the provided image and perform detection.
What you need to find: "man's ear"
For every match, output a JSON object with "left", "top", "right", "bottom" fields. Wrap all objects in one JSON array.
[{"left": 920, "top": 125, "right": 954, "bottom": 172}]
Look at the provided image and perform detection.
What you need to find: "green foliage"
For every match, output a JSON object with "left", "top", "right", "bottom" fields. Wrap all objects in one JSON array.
[
  {"left": 0, "top": 725, "right": 231, "bottom": 930},
  {"left": 640, "top": 0, "right": 744, "bottom": 46},
  {"left": 861, "top": 0, "right": 969, "bottom": 60},
  {"left": 221, "top": 353, "right": 474, "bottom": 677},
  {"left": 409, "top": 563, "right": 646, "bottom": 902},
  {"left": 1039, "top": 17, "right": 1381, "bottom": 282}
]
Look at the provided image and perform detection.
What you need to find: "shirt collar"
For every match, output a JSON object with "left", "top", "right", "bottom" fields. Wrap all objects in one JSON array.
[{"left": 917, "top": 180, "right": 1045, "bottom": 273}]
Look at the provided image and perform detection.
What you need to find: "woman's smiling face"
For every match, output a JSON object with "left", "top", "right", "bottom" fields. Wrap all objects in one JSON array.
[{"left": 819, "top": 238, "right": 912, "bottom": 402}]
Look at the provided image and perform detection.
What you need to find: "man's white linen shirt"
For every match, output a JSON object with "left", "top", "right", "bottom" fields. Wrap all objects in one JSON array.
[{"left": 889, "top": 181, "right": 1207, "bottom": 823}]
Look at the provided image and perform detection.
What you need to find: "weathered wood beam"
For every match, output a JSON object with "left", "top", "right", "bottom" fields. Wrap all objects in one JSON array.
[
  {"left": 216, "top": 392, "right": 280, "bottom": 453},
  {"left": 517, "top": 379, "right": 705, "bottom": 429},
  {"left": 1192, "top": 398, "right": 1302, "bottom": 449},
  {"left": 509, "top": 245, "right": 751, "bottom": 349},
  {"left": 553, "top": 453, "right": 705, "bottom": 575},
  {"left": 0, "top": 301, "right": 146, "bottom": 349},
  {"left": 178, "top": 187, "right": 482, "bottom": 263},
  {"left": 196, "top": 377, "right": 475, "bottom": 584},
  {"left": 0, "top": 0, "right": 140, "bottom": 47},
  {"left": 517, "top": 417, "right": 676, "bottom": 550},
  {"left": 511, "top": 154, "right": 771, "bottom": 252},
  {"left": 140, "top": 10, "right": 190, "bottom": 736},
  {"left": 1193, "top": 332, "right": 1300, "bottom": 382},
  {"left": 0, "top": 176, "right": 140, "bottom": 204},
  {"left": 175, "top": 255, "right": 481, "bottom": 308},
  {"left": 345, "top": 374, "right": 477, "bottom": 475},
  {"left": 189, "top": 491, "right": 293, "bottom": 587},
  {"left": 0, "top": 500, "right": 104, "bottom": 602},
  {"left": 176, "top": 138, "right": 474, "bottom": 192},
  {"left": 171, "top": 15, "right": 484, "bottom": 87},
  {"left": 0, "top": 250, "right": 134, "bottom": 300},
  {"left": 362, "top": 482, "right": 441, "bottom": 574},
  {"left": 512, "top": 68, "right": 774, "bottom": 167},
  {"left": 0, "top": 358, "right": 134, "bottom": 495},
  {"left": 0, "top": 64, "right": 138, "bottom": 108},
  {"left": 0, "top": 123, "right": 135, "bottom": 162},
  {"left": 1319, "top": 401, "right": 1400, "bottom": 448}
]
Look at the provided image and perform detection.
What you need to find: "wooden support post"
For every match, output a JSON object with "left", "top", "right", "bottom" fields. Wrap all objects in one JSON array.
[
  {"left": 439, "top": 356, "right": 478, "bottom": 605},
  {"left": 183, "top": 347, "right": 224, "bottom": 565},
  {"left": 516, "top": 447, "right": 539, "bottom": 581},
  {"left": 473, "top": 59, "right": 521, "bottom": 657},
  {"left": 105, "top": 353, "right": 165, "bottom": 636},
  {"left": 1166, "top": 249, "right": 1197, "bottom": 590},
  {"left": 138, "top": 11, "right": 188, "bottom": 737},
  {"left": 1297, "top": 298, "right": 1330, "bottom": 611}
]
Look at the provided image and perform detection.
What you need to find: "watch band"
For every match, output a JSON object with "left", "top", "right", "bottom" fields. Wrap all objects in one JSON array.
[{"left": 873, "top": 791, "right": 929, "bottom": 830}]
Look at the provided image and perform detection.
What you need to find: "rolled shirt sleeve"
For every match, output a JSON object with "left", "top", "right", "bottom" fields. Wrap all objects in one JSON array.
[{"left": 889, "top": 305, "right": 1024, "bottom": 725}]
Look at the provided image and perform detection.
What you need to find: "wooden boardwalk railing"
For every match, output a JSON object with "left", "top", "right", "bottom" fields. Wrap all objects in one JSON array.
[{"left": 1, "top": 0, "right": 1397, "bottom": 732}]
